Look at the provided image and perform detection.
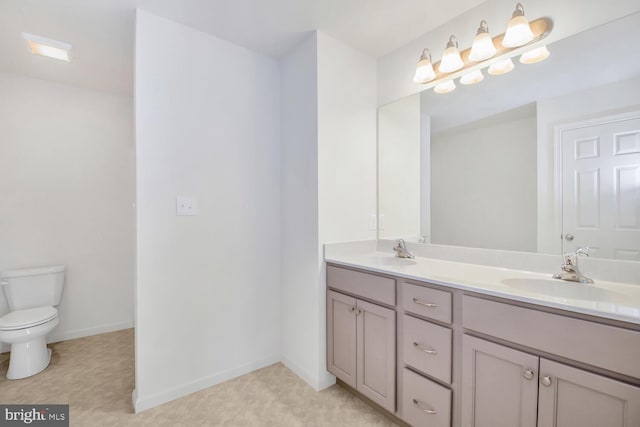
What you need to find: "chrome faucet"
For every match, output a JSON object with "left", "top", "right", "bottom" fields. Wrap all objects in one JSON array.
[
  {"left": 552, "top": 247, "right": 594, "bottom": 284},
  {"left": 393, "top": 239, "right": 414, "bottom": 259}
]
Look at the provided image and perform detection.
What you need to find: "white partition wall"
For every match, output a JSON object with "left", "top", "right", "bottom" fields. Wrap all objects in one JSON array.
[
  {"left": 280, "top": 31, "right": 378, "bottom": 391},
  {"left": 134, "top": 10, "right": 282, "bottom": 411}
]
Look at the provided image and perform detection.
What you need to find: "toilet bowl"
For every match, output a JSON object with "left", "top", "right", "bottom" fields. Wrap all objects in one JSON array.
[
  {"left": 0, "top": 307, "right": 59, "bottom": 379},
  {"left": 0, "top": 265, "right": 65, "bottom": 379}
]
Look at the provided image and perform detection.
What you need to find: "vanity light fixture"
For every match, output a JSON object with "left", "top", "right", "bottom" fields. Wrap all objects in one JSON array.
[
  {"left": 413, "top": 49, "right": 436, "bottom": 84},
  {"left": 438, "top": 36, "right": 464, "bottom": 73},
  {"left": 502, "top": 3, "right": 535, "bottom": 48},
  {"left": 487, "top": 58, "right": 515, "bottom": 75},
  {"left": 469, "top": 20, "right": 496, "bottom": 62},
  {"left": 434, "top": 80, "right": 456, "bottom": 94},
  {"left": 22, "top": 32, "right": 71, "bottom": 62},
  {"left": 519, "top": 45, "right": 550, "bottom": 64},
  {"left": 413, "top": 3, "right": 552, "bottom": 94},
  {"left": 460, "top": 69, "right": 484, "bottom": 85}
]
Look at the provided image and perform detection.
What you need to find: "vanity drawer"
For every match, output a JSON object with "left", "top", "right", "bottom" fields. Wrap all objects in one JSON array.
[
  {"left": 402, "top": 368, "right": 451, "bottom": 427},
  {"left": 403, "top": 315, "right": 452, "bottom": 383},
  {"left": 402, "top": 282, "right": 452, "bottom": 324},
  {"left": 463, "top": 295, "right": 640, "bottom": 379},
  {"left": 327, "top": 265, "right": 395, "bottom": 306}
]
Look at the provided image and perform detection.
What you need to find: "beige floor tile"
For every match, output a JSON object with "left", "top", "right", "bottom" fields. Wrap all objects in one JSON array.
[{"left": 0, "top": 329, "right": 397, "bottom": 426}]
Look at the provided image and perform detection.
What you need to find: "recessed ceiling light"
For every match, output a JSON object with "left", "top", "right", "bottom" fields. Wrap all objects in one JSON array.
[{"left": 22, "top": 32, "right": 71, "bottom": 62}]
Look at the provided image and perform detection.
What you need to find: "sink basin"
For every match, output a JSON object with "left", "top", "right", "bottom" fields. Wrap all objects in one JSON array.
[{"left": 501, "top": 278, "right": 628, "bottom": 303}]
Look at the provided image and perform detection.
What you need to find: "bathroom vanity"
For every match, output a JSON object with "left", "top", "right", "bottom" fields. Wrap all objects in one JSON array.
[{"left": 325, "top": 250, "right": 640, "bottom": 427}]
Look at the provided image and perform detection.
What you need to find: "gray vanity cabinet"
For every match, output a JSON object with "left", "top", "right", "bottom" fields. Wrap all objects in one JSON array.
[
  {"left": 326, "top": 264, "right": 640, "bottom": 427},
  {"left": 462, "top": 335, "right": 640, "bottom": 427},
  {"left": 326, "top": 289, "right": 396, "bottom": 413},
  {"left": 327, "top": 290, "right": 357, "bottom": 388},
  {"left": 537, "top": 359, "right": 640, "bottom": 427},
  {"left": 461, "top": 335, "right": 539, "bottom": 427}
]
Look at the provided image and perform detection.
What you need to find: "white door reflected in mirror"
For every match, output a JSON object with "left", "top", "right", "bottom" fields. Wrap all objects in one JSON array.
[{"left": 561, "top": 114, "right": 640, "bottom": 261}]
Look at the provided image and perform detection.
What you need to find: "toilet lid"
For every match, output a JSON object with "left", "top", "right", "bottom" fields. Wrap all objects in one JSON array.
[{"left": 0, "top": 306, "right": 57, "bottom": 331}]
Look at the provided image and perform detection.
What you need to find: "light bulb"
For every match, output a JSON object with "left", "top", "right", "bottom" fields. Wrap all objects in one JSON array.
[
  {"left": 434, "top": 80, "right": 456, "bottom": 94},
  {"left": 520, "top": 46, "right": 550, "bottom": 64},
  {"left": 438, "top": 36, "right": 464, "bottom": 73},
  {"left": 469, "top": 21, "right": 497, "bottom": 62},
  {"left": 460, "top": 70, "right": 484, "bottom": 85},
  {"left": 488, "top": 58, "right": 515, "bottom": 75},
  {"left": 413, "top": 49, "right": 436, "bottom": 84},
  {"left": 502, "top": 3, "right": 534, "bottom": 48}
]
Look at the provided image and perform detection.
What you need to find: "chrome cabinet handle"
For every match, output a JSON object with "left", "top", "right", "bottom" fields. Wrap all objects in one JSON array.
[
  {"left": 349, "top": 306, "right": 356, "bottom": 313},
  {"left": 541, "top": 376, "right": 552, "bottom": 386},
  {"left": 413, "top": 342, "right": 437, "bottom": 355},
  {"left": 356, "top": 308, "right": 362, "bottom": 315},
  {"left": 413, "top": 298, "right": 437, "bottom": 308},
  {"left": 522, "top": 369, "right": 535, "bottom": 380},
  {"left": 565, "top": 234, "right": 574, "bottom": 241},
  {"left": 412, "top": 398, "right": 437, "bottom": 415}
]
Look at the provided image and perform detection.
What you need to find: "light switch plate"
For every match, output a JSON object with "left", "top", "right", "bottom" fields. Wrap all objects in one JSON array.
[{"left": 176, "top": 196, "right": 197, "bottom": 216}]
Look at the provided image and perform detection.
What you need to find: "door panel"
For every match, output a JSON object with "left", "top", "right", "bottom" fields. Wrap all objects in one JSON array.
[
  {"left": 538, "top": 359, "right": 640, "bottom": 427},
  {"left": 461, "top": 335, "right": 538, "bottom": 427},
  {"left": 326, "top": 290, "right": 357, "bottom": 388},
  {"left": 356, "top": 299, "right": 396, "bottom": 413},
  {"left": 562, "top": 115, "right": 640, "bottom": 260}
]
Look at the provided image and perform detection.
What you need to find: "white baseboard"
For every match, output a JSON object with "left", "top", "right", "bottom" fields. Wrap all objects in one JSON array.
[
  {"left": 280, "top": 355, "right": 336, "bottom": 391},
  {"left": 0, "top": 320, "right": 134, "bottom": 354},
  {"left": 49, "top": 320, "right": 134, "bottom": 344},
  {"left": 132, "top": 354, "right": 281, "bottom": 413}
]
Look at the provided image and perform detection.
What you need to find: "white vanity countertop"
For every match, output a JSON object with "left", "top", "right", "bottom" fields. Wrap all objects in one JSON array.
[{"left": 325, "top": 249, "right": 640, "bottom": 325}]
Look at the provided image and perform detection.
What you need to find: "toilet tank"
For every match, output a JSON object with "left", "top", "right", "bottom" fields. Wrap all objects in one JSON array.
[{"left": 0, "top": 265, "right": 66, "bottom": 311}]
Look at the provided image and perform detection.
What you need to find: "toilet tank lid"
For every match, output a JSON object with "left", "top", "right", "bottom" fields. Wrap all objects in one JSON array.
[{"left": 1, "top": 265, "right": 66, "bottom": 279}]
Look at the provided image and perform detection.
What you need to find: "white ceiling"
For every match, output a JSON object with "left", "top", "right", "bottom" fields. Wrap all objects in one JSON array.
[{"left": 0, "top": 0, "right": 486, "bottom": 95}]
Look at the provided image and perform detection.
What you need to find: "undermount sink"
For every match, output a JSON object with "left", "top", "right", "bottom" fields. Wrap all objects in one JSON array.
[{"left": 501, "top": 278, "right": 628, "bottom": 304}]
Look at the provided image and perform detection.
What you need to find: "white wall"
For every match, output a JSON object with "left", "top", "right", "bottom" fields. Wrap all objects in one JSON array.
[
  {"left": 279, "top": 32, "right": 323, "bottom": 388},
  {"left": 431, "top": 104, "right": 537, "bottom": 251},
  {"left": 279, "top": 31, "right": 378, "bottom": 391},
  {"left": 378, "top": 95, "right": 421, "bottom": 240},
  {"left": 377, "top": 0, "right": 640, "bottom": 105},
  {"left": 317, "top": 32, "right": 378, "bottom": 245},
  {"left": 0, "top": 72, "right": 134, "bottom": 353},
  {"left": 537, "top": 76, "right": 640, "bottom": 254},
  {"left": 134, "top": 10, "right": 281, "bottom": 411}
]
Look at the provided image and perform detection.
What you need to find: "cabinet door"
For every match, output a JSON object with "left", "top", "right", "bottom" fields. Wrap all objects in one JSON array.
[
  {"left": 356, "top": 299, "right": 396, "bottom": 413},
  {"left": 462, "top": 335, "right": 538, "bottom": 427},
  {"left": 538, "top": 359, "right": 640, "bottom": 427},
  {"left": 327, "top": 290, "right": 357, "bottom": 388}
]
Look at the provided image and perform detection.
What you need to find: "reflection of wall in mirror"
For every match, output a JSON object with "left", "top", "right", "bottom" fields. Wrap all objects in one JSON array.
[
  {"left": 430, "top": 104, "right": 537, "bottom": 252},
  {"left": 378, "top": 95, "right": 421, "bottom": 240}
]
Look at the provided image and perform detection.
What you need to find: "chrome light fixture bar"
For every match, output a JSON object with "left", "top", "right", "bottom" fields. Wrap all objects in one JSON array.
[{"left": 412, "top": 3, "right": 553, "bottom": 94}]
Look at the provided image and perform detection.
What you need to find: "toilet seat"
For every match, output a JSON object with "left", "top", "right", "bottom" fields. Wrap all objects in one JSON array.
[{"left": 0, "top": 306, "right": 57, "bottom": 331}]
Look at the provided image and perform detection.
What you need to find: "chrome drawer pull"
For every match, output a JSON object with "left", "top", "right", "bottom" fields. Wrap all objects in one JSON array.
[
  {"left": 413, "top": 342, "right": 437, "bottom": 355},
  {"left": 522, "top": 369, "right": 535, "bottom": 380},
  {"left": 412, "top": 398, "right": 437, "bottom": 415},
  {"left": 541, "top": 376, "right": 552, "bottom": 387},
  {"left": 413, "top": 298, "right": 437, "bottom": 308}
]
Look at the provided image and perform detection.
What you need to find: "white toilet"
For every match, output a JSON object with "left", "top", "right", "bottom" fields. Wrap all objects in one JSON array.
[{"left": 0, "top": 265, "right": 65, "bottom": 379}]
